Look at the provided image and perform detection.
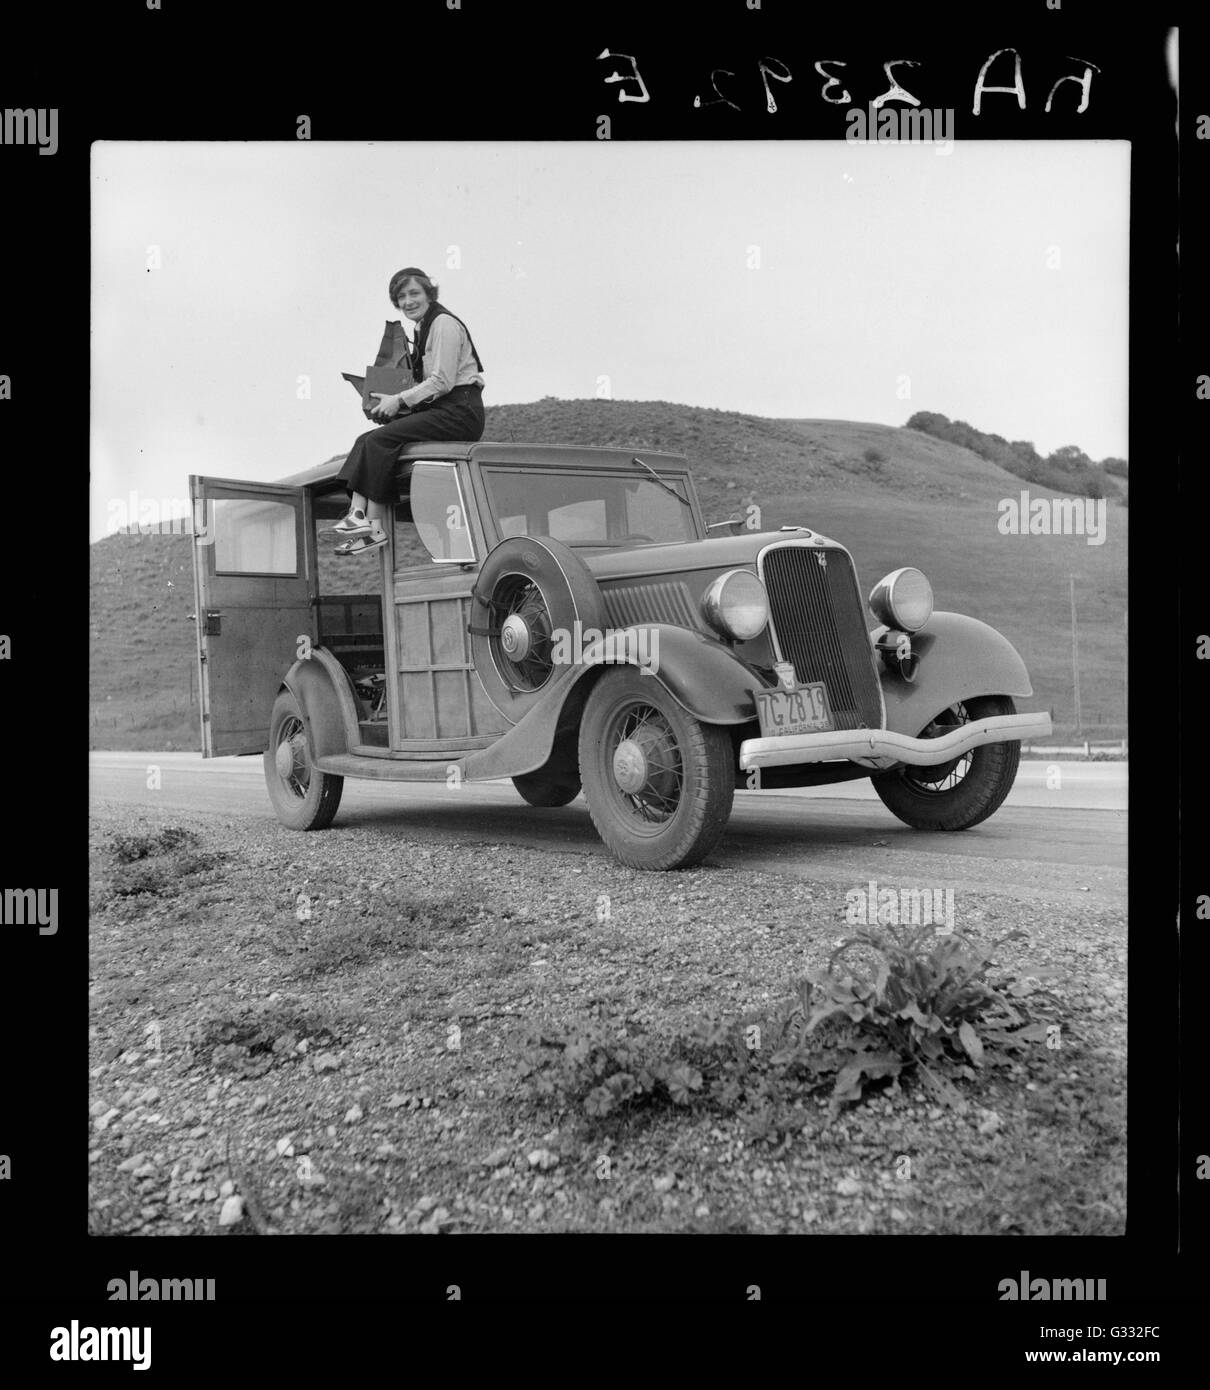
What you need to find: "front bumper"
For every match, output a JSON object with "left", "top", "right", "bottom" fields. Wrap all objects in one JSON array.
[{"left": 738, "top": 711, "right": 1053, "bottom": 771}]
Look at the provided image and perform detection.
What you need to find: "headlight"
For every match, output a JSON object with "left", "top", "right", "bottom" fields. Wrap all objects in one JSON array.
[
  {"left": 701, "top": 569, "right": 769, "bottom": 640},
  {"left": 869, "top": 567, "right": 933, "bottom": 632}
]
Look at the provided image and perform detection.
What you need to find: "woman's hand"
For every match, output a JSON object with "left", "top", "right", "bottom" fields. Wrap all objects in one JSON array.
[{"left": 369, "top": 392, "right": 404, "bottom": 421}]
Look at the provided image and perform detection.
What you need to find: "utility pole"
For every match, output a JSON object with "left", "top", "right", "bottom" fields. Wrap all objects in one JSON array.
[{"left": 1069, "top": 576, "right": 1082, "bottom": 734}]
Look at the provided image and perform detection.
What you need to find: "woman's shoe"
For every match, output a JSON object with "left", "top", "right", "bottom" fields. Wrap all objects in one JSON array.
[
  {"left": 331, "top": 510, "right": 373, "bottom": 538},
  {"left": 334, "top": 531, "right": 388, "bottom": 556}
]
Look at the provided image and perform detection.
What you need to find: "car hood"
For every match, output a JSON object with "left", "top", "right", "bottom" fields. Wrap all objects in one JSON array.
[{"left": 581, "top": 528, "right": 845, "bottom": 581}]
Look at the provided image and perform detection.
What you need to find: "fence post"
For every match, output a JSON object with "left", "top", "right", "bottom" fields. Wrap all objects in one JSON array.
[{"left": 1069, "top": 576, "right": 1082, "bottom": 735}]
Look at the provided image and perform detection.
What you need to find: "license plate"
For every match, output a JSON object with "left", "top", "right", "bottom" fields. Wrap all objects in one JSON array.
[{"left": 752, "top": 682, "right": 833, "bottom": 738}]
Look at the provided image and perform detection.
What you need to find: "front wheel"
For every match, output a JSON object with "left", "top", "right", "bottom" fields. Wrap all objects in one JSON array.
[
  {"left": 578, "top": 668, "right": 734, "bottom": 870},
  {"left": 264, "top": 690, "right": 344, "bottom": 830},
  {"left": 871, "top": 694, "right": 1020, "bottom": 831}
]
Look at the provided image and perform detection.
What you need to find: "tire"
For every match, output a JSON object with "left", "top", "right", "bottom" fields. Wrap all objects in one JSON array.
[
  {"left": 468, "top": 535, "right": 606, "bottom": 722},
  {"left": 578, "top": 668, "right": 734, "bottom": 870},
  {"left": 871, "top": 694, "right": 1021, "bottom": 831},
  {"left": 512, "top": 772, "right": 581, "bottom": 807},
  {"left": 263, "top": 690, "right": 344, "bottom": 830}
]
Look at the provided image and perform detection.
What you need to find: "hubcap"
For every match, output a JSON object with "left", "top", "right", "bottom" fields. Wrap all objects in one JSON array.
[
  {"left": 275, "top": 718, "right": 310, "bottom": 797},
  {"left": 612, "top": 738, "right": 648, "bottom": 793},
  {"left": 607, "top": 704, "right": 684, "bottom": 824},
  {"left": 500, "top": 612, "right": 531, "bottom": 660},
  {"left": 490, "top": 575, "right": 554, "bottom": 691}
]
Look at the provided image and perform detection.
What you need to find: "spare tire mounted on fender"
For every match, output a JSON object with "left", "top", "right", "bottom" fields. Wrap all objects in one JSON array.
[{"left": 468, "top": 535, "right": 606, "bottom": 719}]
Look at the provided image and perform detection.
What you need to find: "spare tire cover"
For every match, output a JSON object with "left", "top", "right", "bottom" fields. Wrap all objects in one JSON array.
[{"left": 468, "top": 535, "right": 606, "bottom": 720}]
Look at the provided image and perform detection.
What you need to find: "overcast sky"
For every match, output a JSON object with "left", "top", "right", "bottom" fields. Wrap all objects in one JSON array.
[{"left": 91, "top": 139, "right": 1128, "bottom": 540}]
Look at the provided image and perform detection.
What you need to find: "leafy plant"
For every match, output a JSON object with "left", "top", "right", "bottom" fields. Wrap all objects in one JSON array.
[
  {"left": 792, "top": 924, "right": 1062, "bottom": 1109},
  {"left": 110, "top": 825, "right": 199, "bottom": 864},
  {"left": 188, "top": 996, "right": 344, "bottom": 1077},
  {"left": 517, "top": 927, "right": 1063, "bottom": 1130},
  {"left": 518, "top": 1007, "right": 707, "bottom": 1122}
]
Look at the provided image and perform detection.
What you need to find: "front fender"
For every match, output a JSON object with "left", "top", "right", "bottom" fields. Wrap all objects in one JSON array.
[
  {"left": 462, "top": 624, "right": 761, "bottom": 781},
  {"left": 874, "top": 610, "right": 1034, "bottom": 738},
  {"left": 280, "top": 647, "right": 360, "bottom": 758},
  {"left": 577, "top": 623, "right": 763, "bottom": 724}
]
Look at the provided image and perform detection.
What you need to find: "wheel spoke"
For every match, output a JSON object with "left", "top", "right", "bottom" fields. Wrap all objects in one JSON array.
[
  {"left": 278, "top": 718, "right": 310, "bottom": 799},
  {"left": 905, "top": 701, "right": 974, "bottom": 794},
  {"left": 608, "top": 702, "right": 683, "bottom": 824},
  {"left": 494, "top": 577, "right": 554, "bottom": 691}
]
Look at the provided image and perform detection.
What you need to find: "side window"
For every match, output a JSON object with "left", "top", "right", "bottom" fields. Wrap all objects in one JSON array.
[
  {"left": 212, "top": 498, "right": 298, "bottom": 574},
  {"left": 409, "top": 464, "right": 475, "bottom": 563}
]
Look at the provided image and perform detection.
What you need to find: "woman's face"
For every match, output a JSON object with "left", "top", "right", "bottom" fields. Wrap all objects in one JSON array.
[{"left": 396, "top": 278, "right": 431, "bottom": 323}]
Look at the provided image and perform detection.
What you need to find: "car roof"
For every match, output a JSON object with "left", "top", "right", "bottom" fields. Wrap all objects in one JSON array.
[{"left": 274, "top": 441, "right": 692, "bottom": 489}]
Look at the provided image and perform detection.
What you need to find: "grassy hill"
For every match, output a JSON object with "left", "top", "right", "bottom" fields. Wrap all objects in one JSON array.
[
  {"left": 90, "top": 528, "right": 199, "bottom": 749},
  {"left": 90, "top": 399, "right": 1126, "bottom": 750}
]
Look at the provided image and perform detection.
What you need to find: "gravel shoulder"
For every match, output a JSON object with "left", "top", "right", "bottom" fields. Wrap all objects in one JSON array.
[{"left": 88, "top": 797, "right": 1126, "bottom": 1237}]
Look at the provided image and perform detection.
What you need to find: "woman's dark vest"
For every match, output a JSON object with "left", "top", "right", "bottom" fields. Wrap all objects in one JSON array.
[
  {"left": 410, "top": 302, "right": 484, "bottom": 383},
  {"left": 370, "top": 304, "right": 484, "bottom": 384}
]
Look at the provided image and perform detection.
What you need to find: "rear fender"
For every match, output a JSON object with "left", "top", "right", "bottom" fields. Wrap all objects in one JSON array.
[
  {"left": 875, "top": 610, "right": 1034, "bottom": 737},
  {"left": 280, "top": 647, "right": 360, "bottom": 758}
]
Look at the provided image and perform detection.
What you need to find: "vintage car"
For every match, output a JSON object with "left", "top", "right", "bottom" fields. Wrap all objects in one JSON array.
[{"left": 189, "top": 442, "right": 1052, "bottom": 871}]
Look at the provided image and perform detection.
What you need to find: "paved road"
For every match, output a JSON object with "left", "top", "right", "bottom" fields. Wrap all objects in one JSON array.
[{"left": 90, "top": 753, "right": 1127, "bottom": 909}]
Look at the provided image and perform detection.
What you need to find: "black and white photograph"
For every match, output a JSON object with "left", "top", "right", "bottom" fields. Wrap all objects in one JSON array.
[
  {"left": 0, "top": 6, "right": 1178, "bottom": 1340},
  {"left": 87, "top": 123, "right": 1130, "bottom": 1245}
]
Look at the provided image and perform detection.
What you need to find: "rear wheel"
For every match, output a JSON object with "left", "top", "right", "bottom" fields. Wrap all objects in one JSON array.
[
  {"left": 578, "top": 668, "right": 734, "bottom": 870},
  {"left": 264, "top": 690, "right": 344, "bottom": 830},
  {"left": 871, "top": 694, "right": 1020, "bottom": 831}
]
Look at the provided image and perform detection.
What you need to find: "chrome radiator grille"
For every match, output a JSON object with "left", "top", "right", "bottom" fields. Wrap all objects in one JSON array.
[{"left": 760, "top": 544, "right": 882, "bottom": 731}]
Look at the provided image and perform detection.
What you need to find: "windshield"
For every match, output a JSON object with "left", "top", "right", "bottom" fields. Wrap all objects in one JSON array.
[{"left": 482, "top": 468, "right": 698, "bottom": 547}]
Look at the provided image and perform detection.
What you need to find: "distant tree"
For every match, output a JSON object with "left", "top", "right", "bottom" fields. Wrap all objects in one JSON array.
[
  {"left": 903, "top": 414, "right": 1110, "bottom": 498},
  {"left": 904, "top": 410, "right": 950, "bottom": 434},
  {"left": 1101, "top": 456, "right": 1129, "bottom": 478},
  {"left": 1049, "top": 444, "right": 1094, "bottom": 469}
]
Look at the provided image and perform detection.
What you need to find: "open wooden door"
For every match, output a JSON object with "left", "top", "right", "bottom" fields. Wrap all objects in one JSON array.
[{"left": 189, "top": 476, "right": 315, "bottom": 756}]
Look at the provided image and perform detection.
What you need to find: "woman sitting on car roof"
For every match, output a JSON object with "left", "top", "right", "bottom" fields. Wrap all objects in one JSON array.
[{"left": 332, "top": 267, "right": 485, "bottom": 555}]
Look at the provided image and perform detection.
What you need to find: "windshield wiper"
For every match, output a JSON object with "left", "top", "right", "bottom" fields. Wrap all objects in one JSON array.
[{"left": 631, "top": 455, "right": 693, "bottom": 508}]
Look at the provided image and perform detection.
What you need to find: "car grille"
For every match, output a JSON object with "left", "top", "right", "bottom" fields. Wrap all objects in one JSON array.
[{"left": 760, "top": 544, "right": 883, "bottom": 731}]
